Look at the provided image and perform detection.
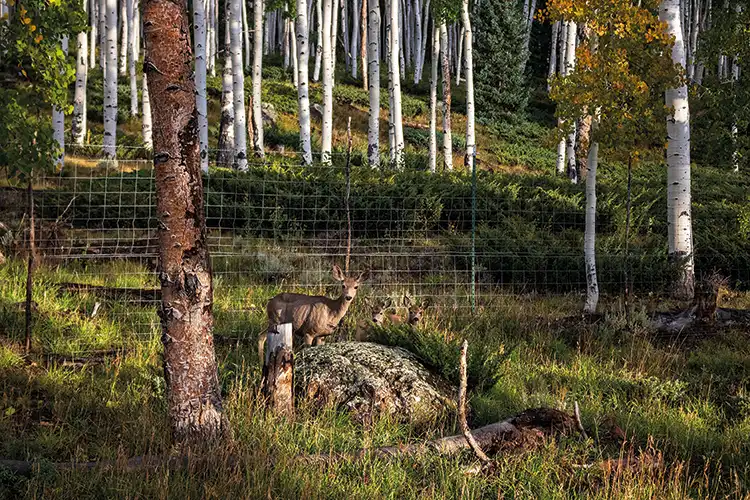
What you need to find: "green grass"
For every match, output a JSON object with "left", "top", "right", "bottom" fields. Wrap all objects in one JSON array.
[{"left": 0, "top": 259, "right": 749, "bottom": 498}]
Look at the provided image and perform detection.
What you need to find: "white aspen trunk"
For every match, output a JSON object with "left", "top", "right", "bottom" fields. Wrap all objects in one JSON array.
[
  {"left": 314, "top": 0, "right": 323, "bottom": 80},
  {"left": 416, "top": 0, "right": 430, "bottom": 82},
  {"left": 558, "top": 20, "right": 567, "bottom": 75},
  {"left": 351, "top": 0, "right": 360, "bottom": 77},
  {"left": 367, "top": 0, "right": 380, "bottom": 167},
  {"left": 547, "top": 20, "right": 559, "bottom": 92},
  {"left": 99, "top": 0, "right": 107, "bottom": 70},
  {"left": 321, "top": 0, "right": 334, "bottom": 164},
  {"left": 687, "top": 0, "right": 699, "bottom": 80},
  {"left": 342, "top": 0, "right": 350, "bottom": 71},
  {"left": 207, "top": 0, "right": 215, "bottom": 76},
  {"left": 461, "top": 0, "right": 474, "bottom": 171},
  {"left": 218, "top": 6, "right": 236, "bottom": 166},
  {"left": 194, "top": 0, "right": 209, "bottom": 171},
  {"left": 53, "top": 37, "right": 69, "bottom": 169},
  {"left": 440, "top": 22, "right": 452, "bottom": 171},
  {"left": 103, "top": 0, "right": 118, "bottom": 158},
  {"left": 389, "top": 0, "right": 404, "bottom": 168},
  {"left": 455, "top": 26, "right": 464, "bottom": 85},
  {"left": 134, "top": 0, "right": 140, "bottom": 58},
  {"left": 660, "top": 0, "right": 695, "bottom": 299},
  {"left": 283, "top": 15, "right": 291, "bottom": 68},
  {"left": 242, "top": 0, "right": 250, "bottom": 69},
  {"left": 565, "top": 21, "right": 577, "bottom": 183},
  {"left": 73, "top": 0, "right": 89, "bottom": 146},
  {"left": 331, "top": 0, "right": 340, "bottom": 84},
  {"left": 428, "top": 22, "right": 438, "bottom": 173},
  {"left": 412, "top": 0, "right": 422, "bottom": 84},
  {"left": 142, "top": 73, "right": 153, "bottom": 148},
  {"left": 403, "top": 0, "right": 411, "bottom": 70},
  {"left": 523, "top": 0, "right": 537, "bottom": 48},
  {"left": 253, "top": 0, "right": 265, "bottom": 157},
  {"left": 90, "top": 0, "right": 98, "bottom": 68},
  {"left": 127, "top": 0, "right": 137, "bottom": 117},
  {"left": 119, "top": 0, "right": 127, "bottom": 76},
  {"left": 291, "top": 20, "right": 299, "bottom": 88},
  {"left": 583, "top": 135, "right": 599, "bottom": 314},
  {"left": 397, "top": 0, "right": 405, "bottom": 77},
  {"left": 231, "top": 0, "right": 249, "bottom": 170},
  {"left": 360, "top": 0, "right": 367, "bottom": 86},
  {"left": 296, "top": 0, "right": 313, "bottom": 164}
]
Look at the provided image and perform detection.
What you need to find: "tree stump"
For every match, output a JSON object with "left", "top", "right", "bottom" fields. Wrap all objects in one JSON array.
[{"left": 263, "top": 323, "right": 294, "bottom": 418}]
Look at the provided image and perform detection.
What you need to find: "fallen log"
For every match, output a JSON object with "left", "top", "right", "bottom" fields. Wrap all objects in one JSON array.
[{"left": 297, "top": 407, "right": 577, "bottom": 464}]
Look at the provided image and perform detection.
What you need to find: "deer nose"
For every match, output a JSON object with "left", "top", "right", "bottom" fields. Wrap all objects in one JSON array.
[{"left": 345, "top": 295, "right": 353, "bottom": 301}]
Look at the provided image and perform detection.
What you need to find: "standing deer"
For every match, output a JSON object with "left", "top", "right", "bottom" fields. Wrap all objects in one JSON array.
[
  {"left": 258, "top": 265, "right": 370, "bottom": 363},
  {"left": 388, "top": 295, "right": 428, "bottom": 325},
  {"left": 355, "top": 298, "right": 389, "bottom": 341}
]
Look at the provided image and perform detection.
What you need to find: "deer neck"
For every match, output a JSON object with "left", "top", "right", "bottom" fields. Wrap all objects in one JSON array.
[{"left": 329, "top": 294, "right": 353, "bottom": 323}]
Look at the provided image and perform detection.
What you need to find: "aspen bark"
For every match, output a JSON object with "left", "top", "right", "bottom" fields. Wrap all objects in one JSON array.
[
  {"left": 351, "top": 0, "right": 360, "bottom": 78},
  {"left": 73, "top": 0, "right": 89, "bottom": 146},
  {"left": 440, "top": 22, "right": 452, "bottom": 171},
  {"left": 547, "top": 20, "right": 559, "bottom": 92},
  {"left": 103, "top": 0, "right": 118, "bottom": 158},
  {"left": 217, "top": 1, "right": 235, "bottom": 167},
  {"left": 388, "top": 0, "right": 405, "bottom": 169},
  {"left": 143, "top": 0, "right": 229, "bottom": 444},
  {"left": 412, "top": 0, "right": 422, "bottom": 84},
  {"left": 291, "top": 19, "right": 299, "bottom": 88},
  {"left": 321, "top": 0, "right": 334, "bottom": 164},
  {"left": 90, "top": 0, "right": 98, "bottom": 68},
  {"left": 120, "top": 0, "right": 128, "bottom": 75},
  {"left": 100, "top": 0, "right": 107, "bottom": 70},
  {"left": 194, "top": 0, "right": 209, "bottom": 171},
  {"left": 428, "top": 22, "right": 438, "bottom": 173},
  {"left": 142, "top": 73, "right": 153, "bottom": 148},
  {"left": 128, "top": 0, "right": 138, "bottom": 117},
  {"left": 53, "top": 37, "right": 68, "bottom": 169},
  {"left": 367, "top": 0, "right": 380, "bottom": 167},
  {"left": 461, "top": 0, "right": 474, "bottom": 170},
  {"left": 253, "top": 0, "right": 265, "bottom": 157},
  {"left": 242, "top": 0, "right": 250, "bottom": 68},
  {"left": 314, "top": 0, "right": 323, "bottom": 80},
  {"left": 360, "top": 0, "right": 367, "bottom": 87},
  {"left": 583, "top": 134, "right": 599, "bottom": 314},
  {"left": 660, "top": 0, "right": 695, "bottom": 299},
  {"left": 296, "top": 0, "right": 313, "bottom": 165},
  {"left": 231, "top": 0, "right": 248, "bottom": 170}
]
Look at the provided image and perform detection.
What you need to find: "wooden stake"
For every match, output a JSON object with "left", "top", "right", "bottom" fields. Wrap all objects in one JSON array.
[{"left": 263, "top": 322, "right": 295, "bottom": 417}]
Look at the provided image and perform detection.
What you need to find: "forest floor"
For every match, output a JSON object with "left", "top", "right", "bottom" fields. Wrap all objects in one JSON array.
[{"left": 0, "top": 259, "right": 749, "bottom": 498}]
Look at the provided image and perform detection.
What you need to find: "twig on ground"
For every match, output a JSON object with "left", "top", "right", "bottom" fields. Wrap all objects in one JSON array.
[
  {"left": 574, "top": 401, "right": 588, "bottom": 440},
  {"left": 459, "top": 340, "right": 490, "bottom": 462}
]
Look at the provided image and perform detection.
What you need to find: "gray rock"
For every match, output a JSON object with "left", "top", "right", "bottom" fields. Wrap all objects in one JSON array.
[
  {"left": 261, "top": 103, "right": 278, "bottom": 128},
  {"left": 295, "top": 342, "right": 457, "bottom": 426}
]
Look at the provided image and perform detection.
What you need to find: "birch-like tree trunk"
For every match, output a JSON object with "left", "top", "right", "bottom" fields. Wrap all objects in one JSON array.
[
  {"left": 440, "top": 22, "right": 452, "bottom": 171},
  {"left": 242, "top": 0, "right": 250, "bottom": 68},
  {"left": 90, "top": 0, "right": 98, "bottom": 68},
  {"left": 351, "top": 0, "right": 360, "bottom": 78},
  {"left": 547, "top": 20, "right": 559, "bottom": 92},
  {"left": 231, "top": 0, "right": 248, "bottom": 170},
  {"left": 360, "top": 0, "right": 367, "bottom": 87},
  {"left": 53, "top": 37, "right": 69, "bottom": 169},
  {"left": 342, "top": 0, "right": 350, "bottom": 71},
  {"left": 142, "top": 0, "right": 229, "bottom": 444},
  {"left": 104, "top": 0, "right": 118, "bottom": 158},
  {"left": 297, "top": 0, "right": 313, "bottom": 165},
  {"left": 218, "top": 5, "right": 235, "bottom": 167},
  {"left": 73, "top": 0, "right": 89, "bottom": 146},
  {"left": 207, "top": 0, "right": 216, "bottom": 76},
  {"left": 388, "top": 0, "right": 404, "bottom": 168},
  {"left": 397, "top": 0, "right": 405, "bottom": 76},
  {"left": 314, "top": 0, "right": 323, "bottom": 81},
  {"left": 119, "top": 0, "right": 128, "bottom": 76},
  {"left": 367, "top": 0, "right": 380, "bottom": 167},
  {"left": 321, "top": 0, "right": 334, "bottom": 164},
  {"left": 142, "top": 73, "right": 153, "bottom": 148},
  {"left": 99, "top": 0, "right": 107, "bottom": 69},
  {"left": 331, "top": 0, "right": 340, "bottom": 85},
  {"left": 461, "top": 0, "right": 474, "bottom": 170},
  {"left": 660, "top": 0, "right": 695, "bottom": 299},
  {"left": 252, "top": 0, "right": 265, "bottom": 157},
  {"left": 412, "top": 0, "right": 422, "bottom": 84},
  {"left": 194, "top": 0, "right": 209, "bottom": 171},
  {"left": 291, "top": 19, "right": 299, "bottom": 88},
  {"left": 583, "top": 130, "right": 599, "bottom": 313},
  {"left": 127, "top": 0, "right": 138, "bottom": 117},
  {"left": 565, "top": 21, "right": 577, "bottom": 183},
  {"left": 428, "top": 22, "right": 438, "bottom": 173}
]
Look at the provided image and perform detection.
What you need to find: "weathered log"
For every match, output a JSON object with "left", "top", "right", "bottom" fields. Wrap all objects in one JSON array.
[{"left": 263, "top": 323, "right": 294, "bottom": 418}]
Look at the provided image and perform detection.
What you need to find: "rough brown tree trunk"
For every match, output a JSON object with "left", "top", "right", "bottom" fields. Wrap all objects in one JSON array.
[
  {"left": 262, "top": 323, "right": 295, "bottom": 417},
  {"left": 143, "top": 0, "right": 229, "bottom": 445}
]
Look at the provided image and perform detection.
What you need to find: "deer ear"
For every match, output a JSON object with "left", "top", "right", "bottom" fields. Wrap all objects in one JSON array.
[
  {"left": 403, "top": 295, "right": 412, "bottom": 307},
  {"left": 357, "top": 269, "right": 371, "bottom": 282},
  {"left": 332, "top": 265, "right": 345, "bottom": 282}
]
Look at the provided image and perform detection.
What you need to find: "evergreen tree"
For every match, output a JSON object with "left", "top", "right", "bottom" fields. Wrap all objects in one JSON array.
[{"left": 474, "top": 0, "right": 528, "bottom": 123}]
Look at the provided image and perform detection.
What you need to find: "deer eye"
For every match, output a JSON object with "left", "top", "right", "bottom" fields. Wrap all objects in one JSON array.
[{"left": 355, "top": 286, "right": 359, "bottom": 289}]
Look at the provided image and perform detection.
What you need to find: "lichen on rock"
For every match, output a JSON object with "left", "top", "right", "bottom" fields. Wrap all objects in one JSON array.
[{"left": 295, "top": 342, "right": 457, "bottom": 426}]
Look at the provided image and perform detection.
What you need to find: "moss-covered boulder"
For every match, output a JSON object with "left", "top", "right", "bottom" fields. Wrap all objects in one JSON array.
[{"left": 295, "top": 342, "right": 456, "bottom": 426}]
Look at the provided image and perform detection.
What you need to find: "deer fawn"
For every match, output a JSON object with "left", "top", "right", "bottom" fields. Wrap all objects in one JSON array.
[
  {"left": 258, "top": 265, "right": 370, "bottom": 363},
  {"left": 388, "top": 296, "right": 427, "bottom": 325},
  {"left": 355, "top": 299, "right": 389, "bottom": 341}
]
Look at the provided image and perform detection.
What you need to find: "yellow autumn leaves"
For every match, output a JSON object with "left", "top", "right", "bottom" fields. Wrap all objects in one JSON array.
[{"left": 14, "top": 5, "right": 44, "bottom": 42}]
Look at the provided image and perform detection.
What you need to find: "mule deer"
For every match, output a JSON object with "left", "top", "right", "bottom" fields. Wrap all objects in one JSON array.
[
  {"left": 258, "top": 265, "right": 370, "bottom": 362},
  {"left": 355, "top": 299, "right": 389, "bottom": 341},
  {"left": 388, "top": 296, "right": 427, "bottom": 325}
]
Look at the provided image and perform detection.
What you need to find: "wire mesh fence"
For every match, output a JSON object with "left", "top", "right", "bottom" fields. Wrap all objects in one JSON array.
[{"left": 2, "top": 146, "right": 745, "bottom": 354}]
